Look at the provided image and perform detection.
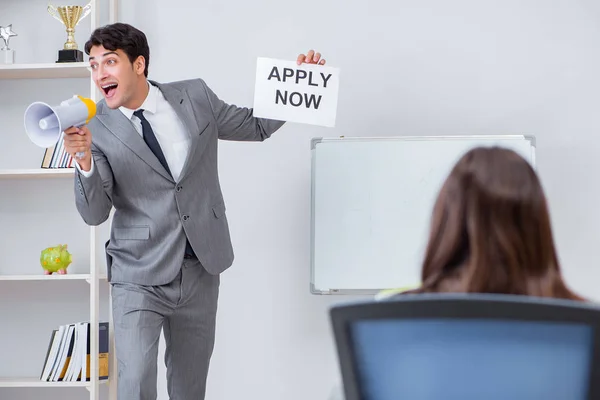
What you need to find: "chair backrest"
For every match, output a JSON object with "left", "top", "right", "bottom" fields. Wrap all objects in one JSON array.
[{"left": 330, "top": 293, "right": 600, "bottom": 400}]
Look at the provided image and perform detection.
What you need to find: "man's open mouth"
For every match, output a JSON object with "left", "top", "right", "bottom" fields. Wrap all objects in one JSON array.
[{"left": 102, "top": 83, "right": 118, "bottom": 97}]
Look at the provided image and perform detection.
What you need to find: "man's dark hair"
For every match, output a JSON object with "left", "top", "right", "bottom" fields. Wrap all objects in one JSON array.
[{"left": 85, "top": 23, "right": 150, "bottom": 77}]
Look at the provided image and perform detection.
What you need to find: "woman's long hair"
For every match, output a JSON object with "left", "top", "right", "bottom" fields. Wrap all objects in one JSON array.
[{"left": 411, "top": 146, "right": 582, "bottom": 300}]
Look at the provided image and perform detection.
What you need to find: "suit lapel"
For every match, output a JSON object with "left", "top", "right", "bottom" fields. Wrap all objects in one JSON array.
[
  {"left": 95, "top": 101, "right": 174, "bottom": 182},
  {"left": 151, "top": 80, "right": 210, "bottom": 183}
]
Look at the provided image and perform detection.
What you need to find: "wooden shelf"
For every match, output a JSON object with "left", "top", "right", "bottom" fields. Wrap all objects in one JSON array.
[
  {"left": 0, "top": 63, "right": 90, "bottom": 80},
  {"left": 0, "top": 377, "right": 108, "bottom": 388},
  {"left": 0, "top": 168, "right": 74, "bottom": 179},
  {"left": 0, "top": 3, "right": 118, "bottom": 399},
  {"left": 0, "top": 274, "right": 107, "bottom": 281}
]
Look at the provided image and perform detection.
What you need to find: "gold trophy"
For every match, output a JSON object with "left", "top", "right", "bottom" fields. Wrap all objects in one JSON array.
[{"left": 47, "top": 2, "right": 92, "bottom": 63}]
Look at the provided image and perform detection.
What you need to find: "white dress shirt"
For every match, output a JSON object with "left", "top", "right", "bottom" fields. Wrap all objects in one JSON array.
[{"left": 76, "top": 82, "right": 191, "bottom": 182}]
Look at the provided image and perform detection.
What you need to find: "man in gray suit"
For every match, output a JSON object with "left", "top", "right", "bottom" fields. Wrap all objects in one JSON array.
[{"left": 63, "top": 22, "right": 326, "bottom": 400}]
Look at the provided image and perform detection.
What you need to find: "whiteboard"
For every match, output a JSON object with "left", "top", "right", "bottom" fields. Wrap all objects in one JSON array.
[{"left": 310, "top": 135, "right": 536, "bottom": 294}]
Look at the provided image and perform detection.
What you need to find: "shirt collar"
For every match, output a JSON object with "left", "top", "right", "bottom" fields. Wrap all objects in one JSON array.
[{"left": 119, "top": 81, "right": 158, "bottom": 120}]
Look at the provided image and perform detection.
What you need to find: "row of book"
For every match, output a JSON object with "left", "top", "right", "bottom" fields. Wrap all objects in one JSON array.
[
  {"left": 41, "top": 134, "right": 74, "bottom": 168},
  {"left": 40, "top": 321, "right": 109, "bottom": 382}
]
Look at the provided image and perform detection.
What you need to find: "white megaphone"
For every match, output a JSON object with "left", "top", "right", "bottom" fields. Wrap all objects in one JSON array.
[{"left": 24, "top": 95, "right": 96, "bottom": 159}]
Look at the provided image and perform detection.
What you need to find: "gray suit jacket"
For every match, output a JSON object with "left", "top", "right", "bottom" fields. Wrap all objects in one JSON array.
[{"left": 74, "top": 78, "right": 285, "bottom": 286}]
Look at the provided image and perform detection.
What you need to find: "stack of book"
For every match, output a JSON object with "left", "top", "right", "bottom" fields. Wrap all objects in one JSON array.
[
  {"left": 40, "top": 135, "right": 74, "bottom": 169},
  {"left": 40, "top": 321, "right": 109, "bottom": 382}
]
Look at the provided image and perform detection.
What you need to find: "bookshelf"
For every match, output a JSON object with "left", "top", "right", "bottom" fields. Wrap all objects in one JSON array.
[
  {"left": 0, "top": 62, "right": 91, "bottom": 79},
  {"left": 0, "top": 1, "right": 118, "bottom": 400},
  {"left": 0, "top": 377, "right": 109, "bottom": 388},
  {"left": 0, "top": 274, "right": 108, "bottom": 281},
  {"left": 0, "top": 168, "right": 74, "bottom": 179}
]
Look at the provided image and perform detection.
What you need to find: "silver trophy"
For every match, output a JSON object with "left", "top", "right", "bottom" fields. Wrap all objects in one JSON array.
[{"left": 0, "top": 24, "right": 17, "bottom": 64}]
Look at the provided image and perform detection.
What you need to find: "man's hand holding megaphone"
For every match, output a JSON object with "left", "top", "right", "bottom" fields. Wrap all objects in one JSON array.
[
  {"left": 63, "top": 126, "right": 93, "bottom": 171},
  {"left": 23, "top": 95, "right": 97, "bottom": 171}
]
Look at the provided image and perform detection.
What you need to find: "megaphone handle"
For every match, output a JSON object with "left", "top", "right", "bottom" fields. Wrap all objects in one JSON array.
[
  {"left": 70, "top": 121, "right": 89, "bottom": 160},
  {"left": 61, "top": 129, "right": 86, "bottom": 160}
]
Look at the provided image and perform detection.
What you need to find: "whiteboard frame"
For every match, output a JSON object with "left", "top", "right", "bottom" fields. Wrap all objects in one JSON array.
[{"left": 309, "top": 135, "right": 536, "bottom": 295}]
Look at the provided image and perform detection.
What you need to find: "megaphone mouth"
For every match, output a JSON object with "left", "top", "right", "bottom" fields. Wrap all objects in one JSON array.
[
  {"left": 24, "top": 96, "right": 98, "bottom": 149},
  {"left": 24, "top": 102, "right": 62, "bottom": 148}
]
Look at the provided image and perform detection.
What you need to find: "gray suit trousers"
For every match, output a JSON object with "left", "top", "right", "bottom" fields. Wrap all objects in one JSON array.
[{"left": 111, "top": 259, "right": 220, "bottom": 400}]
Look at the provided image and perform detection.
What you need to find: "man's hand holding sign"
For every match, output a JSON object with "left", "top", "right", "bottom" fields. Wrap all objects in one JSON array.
[
  {"left": 254, "top": 49, "right": 340, "bottom": 128},
  {"left": 296, "top": 49, "right": 327, "bottom": 66}
]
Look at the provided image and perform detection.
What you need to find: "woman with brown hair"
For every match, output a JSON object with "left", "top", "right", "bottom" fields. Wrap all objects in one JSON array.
[
  {"left": 404, "top": 146, "right": 583, "bottom": 300},
  {"left": 328, "top": 146, "right": 585, "bottom": 400}
]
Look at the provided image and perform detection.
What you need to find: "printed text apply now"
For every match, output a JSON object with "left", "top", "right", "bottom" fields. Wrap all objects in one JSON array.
[{"left": 253, "top": 57, "right": 340, "bottom": 128}]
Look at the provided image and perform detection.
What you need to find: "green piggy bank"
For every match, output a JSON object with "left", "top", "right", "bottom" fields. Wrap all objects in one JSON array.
[{"left": 40, "top": 244, "right": 72, "bottom": 275}]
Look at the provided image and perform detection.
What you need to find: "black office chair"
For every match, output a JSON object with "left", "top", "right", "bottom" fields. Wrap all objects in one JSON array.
[{"left": 330, "top": 293, "right": 600, "bottom": 400}]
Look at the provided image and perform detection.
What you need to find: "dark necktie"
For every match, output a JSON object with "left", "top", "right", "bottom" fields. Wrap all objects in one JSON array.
[
  {"left": 133, "top": 109, "right": 196, "bottom": 259},
  {"left": 133, "top": 109, "right": 172, "bottom": 176}
]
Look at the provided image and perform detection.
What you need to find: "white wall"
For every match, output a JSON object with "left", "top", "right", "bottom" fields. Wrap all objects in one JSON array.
[
  {"left": 120, "top": 0, "right": 600, "bottom": 399},
  {"left": 3, "top": 0, "right": 600, "bottom": 399}
]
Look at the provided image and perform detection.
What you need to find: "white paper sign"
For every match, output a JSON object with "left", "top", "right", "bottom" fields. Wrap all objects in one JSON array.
[{"left": 253, "top": 57, "right": 340, "bottom": 128}]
